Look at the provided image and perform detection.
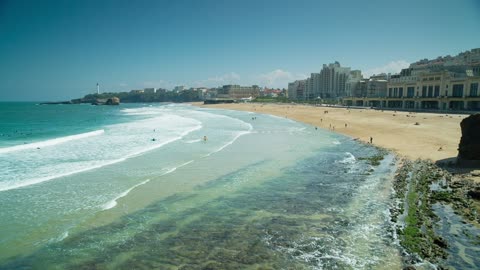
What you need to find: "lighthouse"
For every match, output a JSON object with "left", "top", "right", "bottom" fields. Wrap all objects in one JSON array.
[{"left": 97, "top": 83, "right": 100, "bottom": 94}]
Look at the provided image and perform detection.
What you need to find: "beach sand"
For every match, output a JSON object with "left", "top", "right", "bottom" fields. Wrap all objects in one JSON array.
[{"left": 195, "top": 102, "right": 469, "bottom": 162}]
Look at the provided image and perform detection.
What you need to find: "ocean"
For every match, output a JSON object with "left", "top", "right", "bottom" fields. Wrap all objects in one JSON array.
[{"left": 0, "top": 102, "right": 402, "bottom": 269}]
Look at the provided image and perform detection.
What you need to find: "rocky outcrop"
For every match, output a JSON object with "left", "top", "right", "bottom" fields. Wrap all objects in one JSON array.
[
  {"left": 91, "top": 97, "right": 120, "bottom": 105},
  {"left": 106, "top": 97, "right": 120, "bottom": 105},
  {"left": 458, "top": 114, "right": 480, "bottom": 161}
]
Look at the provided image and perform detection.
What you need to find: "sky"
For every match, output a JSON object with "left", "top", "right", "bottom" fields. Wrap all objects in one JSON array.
[{"left": 0, "top": 0, "right": 479, "bottom": 101}]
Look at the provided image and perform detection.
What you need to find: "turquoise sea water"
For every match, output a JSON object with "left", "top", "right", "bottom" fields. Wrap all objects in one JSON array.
[{"left": 0, "top": 102, "right": 402, "bottom": 269}]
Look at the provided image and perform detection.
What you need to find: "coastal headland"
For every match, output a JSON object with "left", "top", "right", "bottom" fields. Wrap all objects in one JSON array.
[{"left": 195, "top": 102, "right": 465, "bottom": 162}]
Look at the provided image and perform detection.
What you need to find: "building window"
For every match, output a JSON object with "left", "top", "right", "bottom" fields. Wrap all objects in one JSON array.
[
  {"left": 452, "top": 84, "right": 464, "bottom": 97},
  {"left": 407, "top": 87, "right": 415, "bottom": 97},
  {"left": 434, "top": 85, "right": 440, "bottom": 97},
  {"left": 428, "top": 86, "right": 433, "bottom": 97},
  {"left": 389, "top": 88, "right": 392, "bottom": 97},
  {"left": 422, "top": 86, "right": 427, "bottom": 97},
  {"left": 470, "top": 83, "right": 478, "bottom": 97},
  {"left": 399, "top": 87, "right": 403, "bottom": 97},
  {"left": 394, "top": 88, "right": 398, "bottom": 97}
]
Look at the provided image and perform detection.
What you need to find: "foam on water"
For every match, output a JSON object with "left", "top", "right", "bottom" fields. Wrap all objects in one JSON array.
[
  {"left": 338, "top": 152, "right": 356, "bottom": 164},
  {"left": 0, "top": 129, "right": 105, "bottom": 154},
  {"left": 204, "top": 123, "right": 253, "bottom": 157},
  {"left": 0, "top": 113, "right": 202, "bottom": 192},
  {"left": 184, "top": 139, "right": 201, "bottom": 144},
  {"left": 102, "top": 179, "right": 151, "bottom": 210}
]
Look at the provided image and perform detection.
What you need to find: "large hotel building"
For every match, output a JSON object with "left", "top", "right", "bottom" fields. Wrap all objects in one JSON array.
[{"left": 289, "top": 48, "right": 480, "bottom": 111}]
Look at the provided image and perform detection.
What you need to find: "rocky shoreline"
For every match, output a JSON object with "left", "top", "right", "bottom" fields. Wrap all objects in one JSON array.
[
  {"left": 40, "top": 96, "right": 120, "bottom": 105},
  {"left": 390, "top": 159, "right": 480, "bottom": 269}
]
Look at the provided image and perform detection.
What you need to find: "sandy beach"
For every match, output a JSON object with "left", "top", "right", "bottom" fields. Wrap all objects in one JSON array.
[{"left": 196, "top": 102, "right": 469, "bottom": 162}]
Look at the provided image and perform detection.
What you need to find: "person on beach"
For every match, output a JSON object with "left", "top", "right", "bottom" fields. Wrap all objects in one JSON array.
[
  {"left": 370, "top": 137, "right": 373, "bottom": 144},
  {"left": 345, "top": 123, "right": 347, "bottom": 128}
]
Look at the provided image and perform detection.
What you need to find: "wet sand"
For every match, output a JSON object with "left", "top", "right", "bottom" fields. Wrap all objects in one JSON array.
[{"left": 194, "top": 102, "right": 468, "bottom": 162}]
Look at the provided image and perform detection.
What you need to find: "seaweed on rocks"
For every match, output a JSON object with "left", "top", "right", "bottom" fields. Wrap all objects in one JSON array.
[
  {"left": 391, "top": 160, "right": 447, "bottom": 267},
  {"left": 358, "top": 149, "right": 388, "bottom": 166},
  {"left": 391, "top": 159, "right": 480, "bottom": 269}
]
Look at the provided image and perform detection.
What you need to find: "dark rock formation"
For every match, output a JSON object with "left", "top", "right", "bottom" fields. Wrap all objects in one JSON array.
[
  {"left": 106, "top": 97, "right": 120, "bottom": 105},
  {"left": 40, "top": 101, "right": 73, "bottom": 105},
  {"left": 91, "top": 97, "right": 120, "bottom": 105},
  {"left": 458, "top": 114, "right": 480, "bottom": 161}
]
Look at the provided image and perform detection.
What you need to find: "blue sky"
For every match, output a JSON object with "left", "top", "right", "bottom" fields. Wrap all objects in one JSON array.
[{"left": 0, "top": 0, "right": 479, "bottom": 101}]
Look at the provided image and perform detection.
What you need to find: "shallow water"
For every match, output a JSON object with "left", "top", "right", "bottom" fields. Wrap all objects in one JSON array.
[
  {"left": 433, "top": 203, "right": 480, "bottom": 269},
  {"left": 0, "top": 104, "right": 402, "bottom": 269}
]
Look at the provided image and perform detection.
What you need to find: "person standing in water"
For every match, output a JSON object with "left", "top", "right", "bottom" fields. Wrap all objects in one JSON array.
[{"left": 203, "top": 136, "right": 207, "bottom": 142}]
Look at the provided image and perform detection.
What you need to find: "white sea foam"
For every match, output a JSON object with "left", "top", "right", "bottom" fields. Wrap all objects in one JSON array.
[
  {"left": 332, "top": 140, "right": 341, "bottom": 145},
  {"left": 58, "top": 230, "right": 69, "bottom": 241},
  {"left": 338, "top": 152, "right": 356, "bottom": 164},
  {"left": 185, "top": 139, "right": 201, "bottom": 144},
  {"left": 102, "top": 159, "right": 195, "bottom": 210},
  {"left": 204, "top": 123, "right": 253, "bottom": 157},
  {"left": 102, "top": 179, "right": 151, "bottom": 210},
  {"left": 0, "top": 129, "right": 105, "bottom": 154},
  {"left": 0, "top": 113, "right": 202, "bottom": 192}
]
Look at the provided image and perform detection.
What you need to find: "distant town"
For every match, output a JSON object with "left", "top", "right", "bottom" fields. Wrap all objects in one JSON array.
[{"left": 82, "top": 48, "right": 480, "bottom": 111}]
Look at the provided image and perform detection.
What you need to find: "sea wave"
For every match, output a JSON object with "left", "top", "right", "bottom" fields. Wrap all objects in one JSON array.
[
  {"left": 0, "top": 123, "right": 202, "bottom": 192},
  {"left": 102, "top": 179, "right": 151, "bottom": 210},
  {"left": 0, "top": 130, "right": 105, "bottom": 154},
  {"left": 185, "top": 139, "right": 201, "bottom": 144},
  {"left": 338, "top": 152, "right": 356, "bottom": 164},
  {"left": 204, "top": 123, "right": 253, "bottom": 157}
]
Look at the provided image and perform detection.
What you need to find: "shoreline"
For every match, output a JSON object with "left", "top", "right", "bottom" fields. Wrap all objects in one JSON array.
[
  {"left": 194, "top": 102, "right": 467, "bottom": 162},
  {"left": 194, "top": 102, "right": 480, "bottom": 268}
]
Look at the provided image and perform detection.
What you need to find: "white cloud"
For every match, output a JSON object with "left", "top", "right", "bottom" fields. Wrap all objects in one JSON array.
[
  {"left": 363, "top": 60, "right": 410, "bottom": 77},
  {"left": 257, "top": 69, "right": 307, "bottom": 88},
  {"left": 194, "top": 72, "right": 240, "bottom": 87}
]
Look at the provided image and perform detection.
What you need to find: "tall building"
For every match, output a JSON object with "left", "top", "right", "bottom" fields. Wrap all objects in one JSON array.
[
  {"left": 346, "top": 70, "right": 363, "bottom": 97},
  {"left": 304, "top": 76, "right": 314, "bottom": 100},
  {"left": 319, "top": 62, "right": 351, "bottom": 98},
  {"left": 343, "top": 48, "right": 480, "bottom": 110},
  {"left": 288, "top": 80, "right": 306, "bottom": 100}
]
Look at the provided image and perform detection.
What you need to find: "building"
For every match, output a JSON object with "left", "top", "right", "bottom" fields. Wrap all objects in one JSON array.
[
  {"left": 319, "top": 62, "right": 351, "bottom": 98},
  {"left": 343, "top": 48, "right": 480, "bottom": 110},
  {"left": 217, "top": 85, "right": 260, "bottom": 99},
  {"left": 345, "top": 70, "right": 363, "bottom": 97},
  {"left": 300, "top": 62, "right": 352, "bottom": 100},
  {"left": 130, "top": 89, "right": 144, "bottom": 94},
  {"left": 304, "top": 76, "right": 314, "bottom": 100},
  {"left": 173, "top": 86, "right": 185, "bottom": 92},
  {"left": 144, "top": 88, "right": 156, "bottom": 94},
  {"left": 288, "top": 80, "right": 306, "bottom": 100}
]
